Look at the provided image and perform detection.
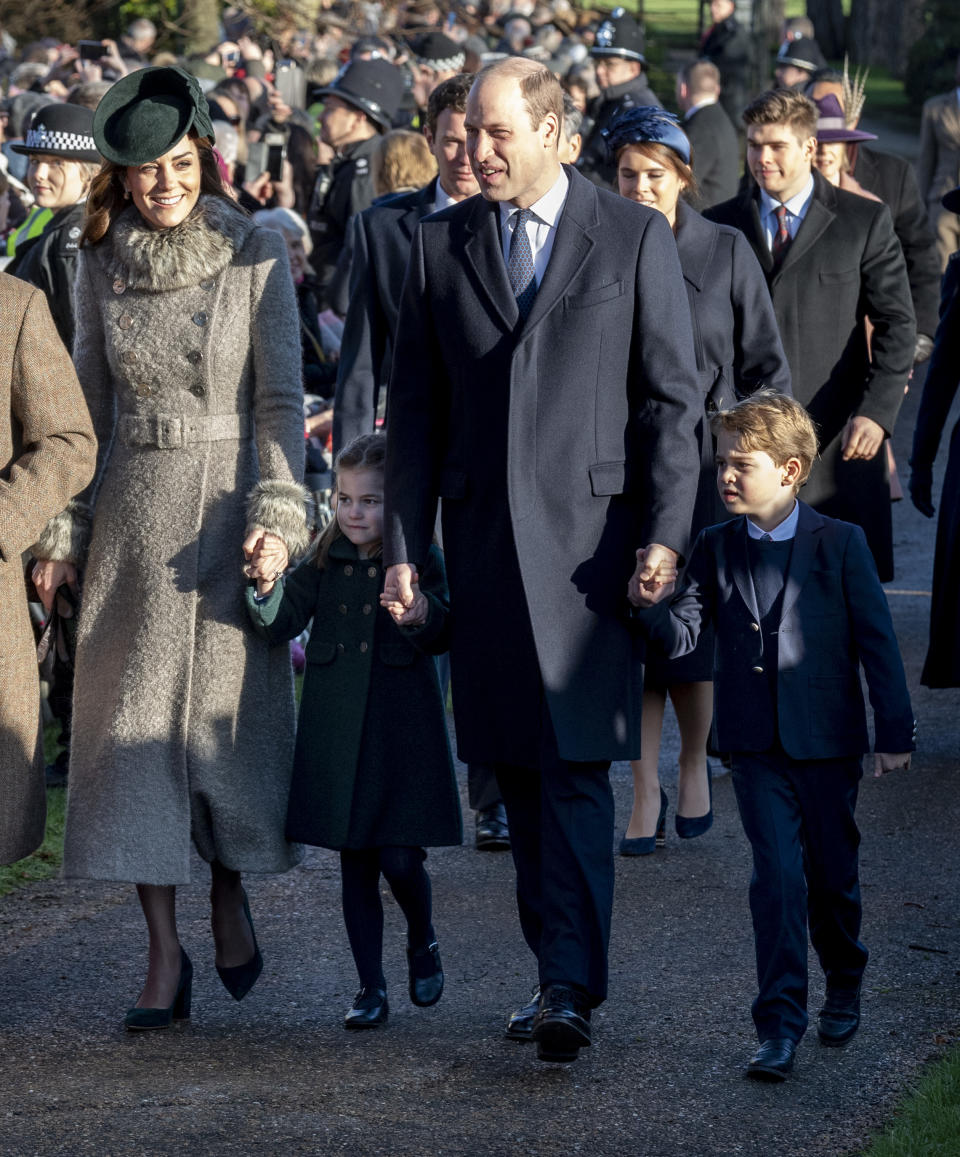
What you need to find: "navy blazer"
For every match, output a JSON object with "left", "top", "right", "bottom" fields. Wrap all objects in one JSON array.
[
  {"left": 642, "top": 502, "right": 916, "bottom": 759},
  {"left": 384, "top": 167, "right": 702, "bottom": 763}
]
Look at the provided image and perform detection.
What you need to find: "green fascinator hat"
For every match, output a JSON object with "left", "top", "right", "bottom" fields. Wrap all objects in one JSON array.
[{"left": 93, "top": 66, "right": 215, "bottom": 166}]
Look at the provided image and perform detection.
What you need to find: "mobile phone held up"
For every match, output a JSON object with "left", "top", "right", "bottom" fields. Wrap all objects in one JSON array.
[
  {"left": 275, "top": 60, "right": 306, "bottom": 110},
  {"left": 78, "top": 40, "right": 107, "bottom": 61}
]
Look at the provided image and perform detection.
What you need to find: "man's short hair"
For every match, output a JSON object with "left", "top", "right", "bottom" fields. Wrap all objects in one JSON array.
[
  {"left": 681, "top": 59, "right": 721, "bottom": 96},
  {"left": 742, "top": 88, "right": 817, "bottom": 141},
  {"left": 475, "top": 57, "right": 564, "bottom": 133},
  {"left": 711, "top": 391, "right": 818, "bottom": 488},
  {"left": 561, "top": 92, "right": 583, "bottom": 142},
  {"left": 425, "top": 72, "right": 474, "bottom": 136},
  {"left": 127, "top": 18, "right": 157, "bottom": 42}
]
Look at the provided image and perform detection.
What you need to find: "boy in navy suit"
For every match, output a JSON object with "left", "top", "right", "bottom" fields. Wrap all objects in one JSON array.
[{"left": 631, "top": 391, "right": 915, "bottom": 1082}]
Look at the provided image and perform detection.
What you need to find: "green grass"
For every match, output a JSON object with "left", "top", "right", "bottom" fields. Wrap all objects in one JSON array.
[
  {"left": 861, "top": 1045, "right": 960, "bottom": 1156},
  {"left": 0, "top": 784, "right": 67, "bottom": 898}
]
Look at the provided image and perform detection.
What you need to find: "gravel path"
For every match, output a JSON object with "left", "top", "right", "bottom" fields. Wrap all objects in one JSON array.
[{"left": 1, "top": 384, "right": 958, "bottom": 1156}]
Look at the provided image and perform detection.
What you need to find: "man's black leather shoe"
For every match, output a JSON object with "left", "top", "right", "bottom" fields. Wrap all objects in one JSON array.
[
  {"left": 531, "top": 983, "right": 592, "bottom": 1062},
  {"left": 344, "top": 986, "right": 388, "bottom": 1029},
  {"left": 504, "top": 986, "right": 541, "bottom": 1041},
  {"left": 475, "top": 804, "right": 510, "bottom": 850},
  {"left": 817, "top": 987, "right": 861, "bottom": 1046},
  {"left": 744, "top": 1038, "right": 796, "bottom": 1081}
]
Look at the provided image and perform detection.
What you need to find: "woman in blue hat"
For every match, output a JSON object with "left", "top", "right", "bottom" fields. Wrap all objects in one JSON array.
[
  {"left": 44, "top": 66, "right": 309, "bottom": 1030},
  {"left": 604, "top": 107, "right": 792, "bottom": 855}
]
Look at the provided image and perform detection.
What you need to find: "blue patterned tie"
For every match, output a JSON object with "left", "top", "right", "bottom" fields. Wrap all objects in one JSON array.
[{"left": 507, "top": 207, "right": 537, "bottom": 322}]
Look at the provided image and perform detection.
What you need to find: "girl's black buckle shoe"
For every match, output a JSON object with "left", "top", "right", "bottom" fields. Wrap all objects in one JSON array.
[
  {"left": 407, "top": 940, "right": 444, "bottom": 1007},
  {"left": 124, "top": 948, "right": 193, "bottom": 1031}
]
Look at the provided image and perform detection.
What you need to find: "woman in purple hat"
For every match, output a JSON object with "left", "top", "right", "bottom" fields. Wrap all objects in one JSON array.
[{"left": 812, "top": 92, "right": 879, "bottom": 200}]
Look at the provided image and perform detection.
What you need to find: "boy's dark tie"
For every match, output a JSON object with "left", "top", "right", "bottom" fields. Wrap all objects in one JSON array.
[
  {"left": 771, "top": 205, "right": 791, "bottom": 268},
  {"left": 508, "top": 207, "right": 537, "bottom": 321}
]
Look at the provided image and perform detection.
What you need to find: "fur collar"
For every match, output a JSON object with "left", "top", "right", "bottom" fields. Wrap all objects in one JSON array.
[{"left": 106, "top": 195, "right": 253, "bottom": 291}]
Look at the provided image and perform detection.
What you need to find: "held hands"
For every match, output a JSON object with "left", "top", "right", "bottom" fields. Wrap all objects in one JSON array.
[
  {"left": 381, "top": 562, "right": 429, "bottom": 627},
  {"left": 841, "top": 415, "right": 885, "bottom": 462},
  {"left": 873, "top": 752, "right": 911, "bottom": 778},
  {"left": 31, "top": 560, "right": 78, "bottom": 616},
  {"left": 242, "top": 530, "right": 289, "bottom": 596},
  {"left": 627, "top": 544, "right": 678, "bottom": 608}
]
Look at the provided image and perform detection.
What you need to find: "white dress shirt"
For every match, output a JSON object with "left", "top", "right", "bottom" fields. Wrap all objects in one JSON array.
[
  {"left": 432, "top": 179, "right": 461, "bottom": 215},
  {"left": 499, "top": 169, "right": 569, "bottom": 287},
  {"left": 759, "top": 175, "right": 814, "bottom": 253},
  {"left": 746, "top": 499, "right": 799, "bottom": 541}
]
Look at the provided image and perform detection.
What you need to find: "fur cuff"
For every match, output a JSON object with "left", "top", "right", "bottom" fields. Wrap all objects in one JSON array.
[
  {"left": 30, "top": 500, "right": 92, "bottom": 565},
  {"left": 246, "top": 480, "right": 311, "bottom": 559}
]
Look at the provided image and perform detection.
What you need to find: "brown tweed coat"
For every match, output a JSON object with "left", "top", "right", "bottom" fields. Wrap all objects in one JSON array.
[
  {"left": 62, "top": 196, "right": 308, "bottom": 885},
  {"left": 0, "top": 274, "right": 95, "bottom": 865}
]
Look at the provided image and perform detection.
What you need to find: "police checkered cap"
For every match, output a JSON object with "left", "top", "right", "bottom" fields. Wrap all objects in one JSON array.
[{"left": 11, "top": 103, "right": 101, "bottom": 162}]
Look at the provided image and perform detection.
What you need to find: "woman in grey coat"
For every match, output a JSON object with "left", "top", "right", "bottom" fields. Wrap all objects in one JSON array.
[
  {"left": 607, "top": 108, "right": 791, "bottom": 854},
  {"left": 57, "top": 68, "right": 310, "bottom": 1029}
]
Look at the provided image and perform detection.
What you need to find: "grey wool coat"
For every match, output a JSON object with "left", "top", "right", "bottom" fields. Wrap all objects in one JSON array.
[
  {"left": 246, "top": 540, "right": 461, "bottom": 851},
  {"left": 0, "top": 274, "right": 95, "bottom": 865},
  {"left": 62, "top": 195, "right": 309, "bottom": 885}
]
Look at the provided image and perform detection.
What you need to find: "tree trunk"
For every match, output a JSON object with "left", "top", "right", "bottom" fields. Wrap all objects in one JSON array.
[
  {"left": 181, "top": 0, "right": 220, "bottom": 56},
  {"left": 806, "top": 0, "right": 846, "bottom": 57},
  {"left": 849, "top": 0, "right": 926, "bottom": 76}
]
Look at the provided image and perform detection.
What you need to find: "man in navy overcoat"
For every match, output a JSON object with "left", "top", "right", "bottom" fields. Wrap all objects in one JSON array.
[{"left": 382, "top": 58, "right": 702, "bottom": 1062}]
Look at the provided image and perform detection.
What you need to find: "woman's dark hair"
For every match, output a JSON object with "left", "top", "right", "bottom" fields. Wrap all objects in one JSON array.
[
  {"left": 314, "top": 432, "right": 386, "bottom": 570},
  {"left": 81, "top": 133, "right": 233, "bottom": 247}
]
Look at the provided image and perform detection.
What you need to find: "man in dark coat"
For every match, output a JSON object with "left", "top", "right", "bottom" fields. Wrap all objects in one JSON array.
[
  {"left": 677, "top": 60, "right": 739, "bottom": 208},
  {"left": 579, "top": 8, "right": 659, "bottom": 188},
  {"left": 382, "top": 59, "right": 702, "bottom": 1063},
  {"left": 707, "top": 89, "right": 915, "bottom": 582},
  {"left": 699, "top": 0, "right": 753, "bottom": 129},
  {"left": 307, "top": 59, "right": 405, "bottom": 305}
]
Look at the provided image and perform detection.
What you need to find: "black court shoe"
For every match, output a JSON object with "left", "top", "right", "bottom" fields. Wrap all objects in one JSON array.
[
  {"left": 124, "top": 948, "right": 193, "bottom": 1031},
  {"left": 216, "top": 891, "right": 263, "bottom": 1001}
]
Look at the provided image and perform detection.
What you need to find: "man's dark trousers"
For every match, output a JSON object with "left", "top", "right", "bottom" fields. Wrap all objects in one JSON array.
[
  {"left": 494, "top": 697, "right": 614, "bottom": 1006},
  {"left": 731, "top": 748, "right": 868, "bottom": 1042}
]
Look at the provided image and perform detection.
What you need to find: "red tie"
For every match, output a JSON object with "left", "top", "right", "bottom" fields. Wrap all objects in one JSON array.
[{"left": 771, "top": 205, "right": 791, "bottom": 266}]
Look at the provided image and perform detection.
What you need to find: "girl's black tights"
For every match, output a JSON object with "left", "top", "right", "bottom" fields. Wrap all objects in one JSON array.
[{"left": 340, "top": 846, "right": 434, "bottom": 990}]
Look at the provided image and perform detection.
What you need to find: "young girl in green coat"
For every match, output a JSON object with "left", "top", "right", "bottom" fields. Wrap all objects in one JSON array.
[{"left": 245, "top": 433, "right": 461, "bottom": 1029}]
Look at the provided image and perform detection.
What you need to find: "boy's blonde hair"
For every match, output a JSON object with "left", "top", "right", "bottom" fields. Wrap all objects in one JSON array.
[{"left": 711, "top": 390, "right": 818, "bottom": 490}]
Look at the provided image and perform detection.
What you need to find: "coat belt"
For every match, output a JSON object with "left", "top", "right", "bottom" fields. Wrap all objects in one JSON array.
[{"left": 116, "top": 412, "right": 253, "bottom": 449}]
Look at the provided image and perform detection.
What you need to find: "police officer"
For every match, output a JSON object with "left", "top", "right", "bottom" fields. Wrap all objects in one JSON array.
[
  {"left": 308, "top": 59, "right": 405, "bottom": 306},
  {"left": 579, "top": 7, "right": 660, "bottom": 187},
  {"left": 773, "top": 36, "right": 827, "bottom": 89}
]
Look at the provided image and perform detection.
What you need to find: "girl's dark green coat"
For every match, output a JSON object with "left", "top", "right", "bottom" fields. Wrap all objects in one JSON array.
[{"left": 246, "top": 538, "right": 462, "bottom": 850}]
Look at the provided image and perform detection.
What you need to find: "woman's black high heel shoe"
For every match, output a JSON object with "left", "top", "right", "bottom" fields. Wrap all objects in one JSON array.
[
  {"left": 619, "top": 787, "right": 668, "bottom": 856},
  {"left": 215, "top": 891, "right": 263, "bottom": 1001},
  {"left": 124, "top": 947, "right": 193, "bottom": 1031},
  {"left": 675, "top": 768, "right": 714, "bottom": 839}
]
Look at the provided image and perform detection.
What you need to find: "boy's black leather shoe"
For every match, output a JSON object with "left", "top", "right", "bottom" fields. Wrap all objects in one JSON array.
[
  {"left": 744, "top": 1038, "right": 796, "bottom": 1081},
  {"left": 817, "top": 987, "right": 861, "bottom": 1046},
  {"left": 531, "top": 984, "right": 592, "bottom": 1062},
  {"left": 504, "top": 986, "right": 541, "bottom": 1040},
  {"left": 344, "top": 986, "right": 388, "bottom": 1029}
]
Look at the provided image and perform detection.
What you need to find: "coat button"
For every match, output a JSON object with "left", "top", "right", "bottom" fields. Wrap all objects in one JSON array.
[
  {"left": 112, "top": 278, "right": 126, "bottom": 295},
  {"left": 121, "top": 350, "right": 137, "bottom": 365},
  {"left": 136, "top": 385, "right": 152, "bottom": 398},
  {"left": 336, "top": 643, "right": 345, "bottom": 653},
  {"left": 187, "top": 349, "right": 203, "bottom": 365},
  {"left": 339, "top": 604, "right": 348, "bottom": 615},
  {"left": 752, "top": 665, "right": 764, "bottom": 673},
  {"left": 367, "top": 566, "right": 377, "bottom": 577},
  {"left": 359, "top": 641, "right": 368, "bottom": 653},
  {"left": 193, "top": 311, "right": 208, "bottom": 326},
  {"left": 118, "top": 313, "right": 134, "bottom": 330},
  {"left": 344, "top": 565, "right": 353, "bottom": 576},
  {"left": 200, "top": 279, "right": 214, "bottom": 291},
  {"left": 750, "top": 622, "right": 760, "bottom": 631},
  {"left": 363, "top": 604, "right": 372, "bottom": 614},
  {"left": 190, "top": 384, "right": 206, "bottom": 398}
]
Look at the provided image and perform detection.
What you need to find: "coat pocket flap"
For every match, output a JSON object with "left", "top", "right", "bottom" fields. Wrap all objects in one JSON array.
[
  {"left": 819, "top": 268, "right": 858, "bottom": 284},
  {"left": 380, "top": 642, "right": 416, "bottom": 666},
  {"left": 588, "top": 460, "right": 626, "bottom": 496},
  {"left": 439, "top": 468, "right": 467, "bottom": 499},
  {"left": 306, "top": 642, "right": 337, "bottom": 665},
  {"left": 565, "top": 281, "right": 625, "bottom": 310}
]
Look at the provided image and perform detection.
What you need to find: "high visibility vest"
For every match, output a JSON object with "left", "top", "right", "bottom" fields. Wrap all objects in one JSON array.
[{"left": 6, "top": 206, "right": 53, "bottom": 257}]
